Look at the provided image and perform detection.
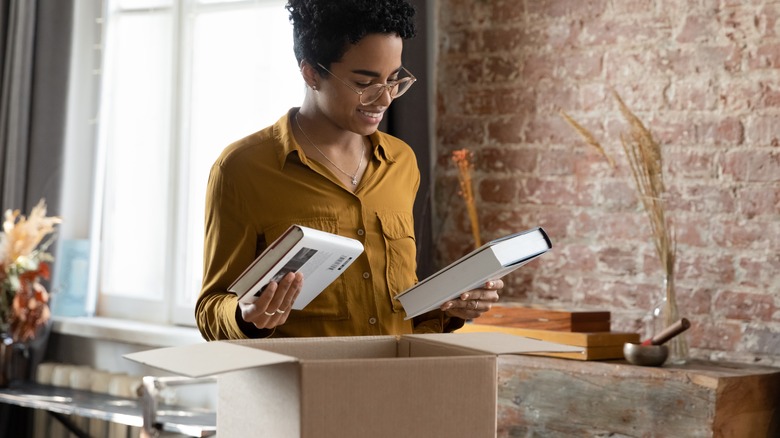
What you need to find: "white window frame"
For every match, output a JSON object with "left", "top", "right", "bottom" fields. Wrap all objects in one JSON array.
[{"left": 60, "top": 0, "right": 303, "bottom": 327}]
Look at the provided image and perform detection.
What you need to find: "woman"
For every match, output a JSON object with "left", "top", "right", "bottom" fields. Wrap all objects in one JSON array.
[{"left": 196, "top": 0, "right": 503, "bottom": 340}]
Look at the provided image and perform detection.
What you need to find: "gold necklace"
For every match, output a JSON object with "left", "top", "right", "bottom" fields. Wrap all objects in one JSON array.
[{"left": 295, "top": 113, "right": 366, "bottom": 186}]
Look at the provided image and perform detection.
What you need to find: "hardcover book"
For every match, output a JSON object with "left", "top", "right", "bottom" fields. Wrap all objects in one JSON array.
[
  {"left": 396, "top": 227, "right": 552, "bottom": 319},
  {"left": 457, "top": 323, "right": 640, "bottom": 361},
  {"left": 229, "top": 225, "right": 364, "bottom": 309}
]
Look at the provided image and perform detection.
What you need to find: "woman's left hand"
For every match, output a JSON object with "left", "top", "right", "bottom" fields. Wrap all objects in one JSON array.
[{"left": 441, "top": 279, "right": 503, "bottom": 320}]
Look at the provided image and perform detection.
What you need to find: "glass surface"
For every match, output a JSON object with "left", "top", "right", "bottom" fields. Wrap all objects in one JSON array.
[
  {"left": 117, "top": 0, "right": 172, "bottom": 10},
  {"left": 180, "top": 2, "right": 303, "bottom": 307},
  {"left": 96, "top": 0, "right": 299, "bottom": 320},
  {"left": 100, "top": 12, "right": 173, "bottom": 300}
]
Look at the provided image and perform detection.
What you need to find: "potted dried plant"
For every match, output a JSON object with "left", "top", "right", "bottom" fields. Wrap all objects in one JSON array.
[
  {"left": 0, "top": 199, "right": 60, "bottom": 386},
  {"left": 562, "top": 92, "right": 689, "bottom": 364}
]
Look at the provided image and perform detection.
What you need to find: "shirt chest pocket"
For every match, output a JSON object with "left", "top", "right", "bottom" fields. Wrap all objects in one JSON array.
[{"left": 377, "top": 211, "right": 417, "bottom": 312}]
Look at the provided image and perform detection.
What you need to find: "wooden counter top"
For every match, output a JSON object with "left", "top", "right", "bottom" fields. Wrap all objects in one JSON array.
[{"left": 496, "top": 354, "right": 780, "bottom": 437}]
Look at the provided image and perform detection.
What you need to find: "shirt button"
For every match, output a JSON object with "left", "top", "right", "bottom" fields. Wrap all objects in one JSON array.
[
  {"left": 357, "top": 229, "right": 365, "bottom": 236},
  {"left": 362, "top": 272, "right": 370, "bottom": 279},
  {"left": 368, "top": 317, "right": 377, "bottom": 325}
]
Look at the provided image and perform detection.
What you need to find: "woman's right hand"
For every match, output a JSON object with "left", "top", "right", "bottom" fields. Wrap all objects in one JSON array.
[{"left": 239, "top": 272, "right": 303, "bottom": 329}]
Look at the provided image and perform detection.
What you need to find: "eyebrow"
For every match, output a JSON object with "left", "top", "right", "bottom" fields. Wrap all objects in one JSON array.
[{"left": 350, "top": 67, "right": 403, "bottom": 77}]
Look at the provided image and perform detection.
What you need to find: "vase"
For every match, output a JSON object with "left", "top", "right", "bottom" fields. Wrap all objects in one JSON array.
[
  {"left": 649, "top": 274, "right": 689, "bottom": 364},
  {"left": 0, "top": 335, "right": 27, "bottom": 388},
  {"left": 0, "top": 322, "right": 51, "bottom": 388}
]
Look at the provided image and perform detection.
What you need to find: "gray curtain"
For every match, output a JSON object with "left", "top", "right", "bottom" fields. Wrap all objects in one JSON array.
[
  {"left": 383, "top": 0, "right": 434, "bottom": 279},
  {"left": 0, "top": 2, "right": 72, "bottom": 431},
  {"left": 0, "top": 0, "right": 72, "bottom": 216}
]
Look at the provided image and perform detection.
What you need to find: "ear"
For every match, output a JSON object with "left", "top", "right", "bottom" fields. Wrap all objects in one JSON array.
[{"left": 300, "top": 60, "right": 320, "bottom": 90}]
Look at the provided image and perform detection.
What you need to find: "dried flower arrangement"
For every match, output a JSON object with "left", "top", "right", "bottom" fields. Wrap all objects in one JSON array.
[
  {"left": 451, "top": 149, "right": 482, "bottom": 249},
  {"left": 561, "top": 91, "right": 688, "bottom": 362},
  {"left": 0, "top": 200, "right": 60, "bottom": 343}
]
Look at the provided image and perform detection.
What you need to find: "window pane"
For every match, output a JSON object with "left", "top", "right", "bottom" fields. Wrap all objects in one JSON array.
[
  {"left": 178, "top": 2, "right": 304, "bottom": 310},
  {"left": 100, "top": 11, "right": 173, "bottom": 300},
  {"left": 117, "top": 0, "right": 172, "bottom": 10}
]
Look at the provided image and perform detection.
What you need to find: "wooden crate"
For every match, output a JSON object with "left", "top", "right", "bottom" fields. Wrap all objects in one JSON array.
[{"left": 473, "top": 306, "right": 610, "bottom": 332}]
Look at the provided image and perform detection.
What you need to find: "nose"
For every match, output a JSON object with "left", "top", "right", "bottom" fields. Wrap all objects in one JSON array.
[{"left": 373, "top": 85, "right": 394, "bottom": 106}]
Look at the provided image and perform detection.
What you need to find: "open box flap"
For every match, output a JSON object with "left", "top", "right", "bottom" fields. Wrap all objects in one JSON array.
[
  {"left": 404, "top": 332, "right": 584, "bottom": 355},
  {"left": 124, "top": 341, "right": 298, "bottom": 378}
]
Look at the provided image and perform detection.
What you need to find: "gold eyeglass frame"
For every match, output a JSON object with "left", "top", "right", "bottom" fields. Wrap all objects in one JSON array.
[{"left": 316, "top": 62, "right": 417, "bottom": 105}]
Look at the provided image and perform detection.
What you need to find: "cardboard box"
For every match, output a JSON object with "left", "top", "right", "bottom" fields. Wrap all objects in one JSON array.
[{"left": 125, "top": 333, "right": 581, "bottom": 438}]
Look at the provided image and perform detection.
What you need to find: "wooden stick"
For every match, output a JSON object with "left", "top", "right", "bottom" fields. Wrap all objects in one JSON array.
[{"left": 642, "top": 318, "right": 691, "bottom": 346}]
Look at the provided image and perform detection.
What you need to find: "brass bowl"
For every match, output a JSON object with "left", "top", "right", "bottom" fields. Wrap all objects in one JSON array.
[{"left": 623, "top": 342, "right": 669, "bottom": 367}]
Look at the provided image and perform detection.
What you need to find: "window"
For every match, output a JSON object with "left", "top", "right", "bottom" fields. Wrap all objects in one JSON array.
[{"left": 80, "top": 0, "right": 303, "bottom": 325}]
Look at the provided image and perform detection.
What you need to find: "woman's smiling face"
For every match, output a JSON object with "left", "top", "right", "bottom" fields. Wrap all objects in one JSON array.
[{"left": 316, "top": 33, "right": 405, "bottom": 136}]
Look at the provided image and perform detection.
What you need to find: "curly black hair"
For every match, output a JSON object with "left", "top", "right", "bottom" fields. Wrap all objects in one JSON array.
[{"left": 286, "top": 0, "right": 416, "bottom": 73}]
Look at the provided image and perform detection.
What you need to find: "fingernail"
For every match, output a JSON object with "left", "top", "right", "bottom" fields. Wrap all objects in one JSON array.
[
  {"left": 461, "top": 293, "right": 469, "bottom": 300},
  {"left": 487, "top": 281, "right": 494, "bottom": 288}
]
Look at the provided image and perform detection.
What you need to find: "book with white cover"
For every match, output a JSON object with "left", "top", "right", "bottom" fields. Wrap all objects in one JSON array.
[
  {"left": 396, "top": 227, "right": 552, "bottom": 319},
  {"left": 229, "top": 225, "right": 364, "bottom": 309}
]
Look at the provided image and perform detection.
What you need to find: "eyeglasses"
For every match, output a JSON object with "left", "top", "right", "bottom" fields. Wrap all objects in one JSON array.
[{"left": 317, "top": 63, "right": 416, "bottom": 105}]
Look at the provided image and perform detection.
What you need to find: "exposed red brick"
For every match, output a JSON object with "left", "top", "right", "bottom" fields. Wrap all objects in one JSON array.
[
  {"left": 676, "top": 14, "right": 718, "bottom": 44},
  {"left": 736, "top": 254, "right": 780, "bottom": 290},
  {"left": 667, "top": 80, "right": 719, "bottom": 111},
  {"left": 479, "top": 177, "right": 518, "bottom": 203},
  {"left": 482, "top": 27, "right": 530, "bottom": 53},
  {"left": 721, "top": 149, "right": 780, "bottom": 182},
  {"left": 485, "top": 56, "right": 523, "bottom": 82},
  {"left": 748, "top": 42, "right": 780, "bottom": 69},
  {"left": 677, "top": 252, "right": 736, "bottom": 285},
  {"left": 714, "top": 290, "right": 776, "bottom": 321},
  {"left": 438, "top": 58, "right": 484, "bottom": 86},
  {"left": 437, "top": 116, "right": 485, "bottom": 147},
  {"left": 743, "top": 327, "right": 780, "bottom": 355},
  {"left": 479, "top": 147, "right": 538, "bottom": 173},
  {"left": 666, "top": 183, "right": 737, "bottom": 214},
  {"left": 688, "top": 320, "right": 743, "bottom": 350},
  {"left": 666, "top": 149, "right": 716, "bottom": 179},
  {"left": 735, "top": 185, "right": 780, "bottom": 219},
  {"left": 487, "top": 117, "right": 526, "bottom": 144},
  {"left": 435, "top": 1, "right": 780, "bottom": 366},
  {"left": 760, "top": 4, "right": 779, "bottom": 38},
  {"left": 745, "top": 115, "right": 780, "bottom": 147},
  {"left": 524, "top": 0, "right": 608, "bottom": 20}
]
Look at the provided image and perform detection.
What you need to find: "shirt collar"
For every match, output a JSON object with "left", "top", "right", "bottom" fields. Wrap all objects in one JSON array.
[{"left": 274, "top": 108, "right": 396, "bottom": 169}]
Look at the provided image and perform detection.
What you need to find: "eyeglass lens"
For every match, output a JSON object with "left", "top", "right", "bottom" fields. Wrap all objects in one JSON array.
[{"left": 361, "top": 79, "right": 413, "bottom": 105}]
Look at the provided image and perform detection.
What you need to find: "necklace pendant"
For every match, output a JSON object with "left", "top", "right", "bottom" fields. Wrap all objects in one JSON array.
[{"left": 351, "top": 177, "right": 358, "bottom": 186}]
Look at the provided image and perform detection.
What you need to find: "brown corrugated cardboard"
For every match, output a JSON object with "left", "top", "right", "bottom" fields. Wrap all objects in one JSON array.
[{"left": 125, "top": 333, "right": 581, "bottom": 438}]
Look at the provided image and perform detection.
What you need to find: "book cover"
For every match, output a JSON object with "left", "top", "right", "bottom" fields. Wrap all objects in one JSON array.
[
  {"left": 396, "top": 227, "right": 552, "bottom": 319},
  {"left": 229, "top": 225, "right": 364, "bottom": 309}
]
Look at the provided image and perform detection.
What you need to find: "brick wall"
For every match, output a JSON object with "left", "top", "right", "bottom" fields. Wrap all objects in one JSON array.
[{"left": 434, "top": 0, "right": 779, "bottom": 365}]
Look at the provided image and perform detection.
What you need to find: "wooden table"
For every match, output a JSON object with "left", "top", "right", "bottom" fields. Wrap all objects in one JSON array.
[{"left": 497, "top": 355, "right": 780, "bottom": 437}]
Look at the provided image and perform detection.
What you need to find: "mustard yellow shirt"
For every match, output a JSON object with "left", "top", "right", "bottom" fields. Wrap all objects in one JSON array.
[{"left": 196, "top": 109, "right": 461, "bottom": 340}]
